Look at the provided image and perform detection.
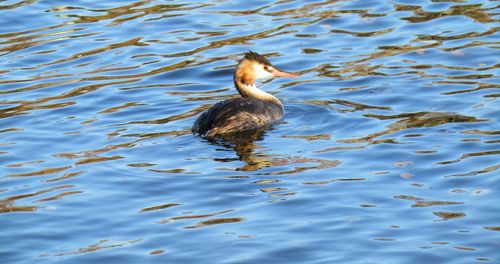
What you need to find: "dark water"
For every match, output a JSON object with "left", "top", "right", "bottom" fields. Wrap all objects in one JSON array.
[{"left": 1, "top": 0, "right": 499, "bottom": 263}]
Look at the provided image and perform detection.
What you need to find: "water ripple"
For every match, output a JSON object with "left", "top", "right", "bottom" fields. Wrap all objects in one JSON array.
[{"left": 1, "top": 0, "right": 499, "bottom": 263}]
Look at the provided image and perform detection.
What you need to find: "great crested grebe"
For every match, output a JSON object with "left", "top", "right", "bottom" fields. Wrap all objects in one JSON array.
[{"left": 192, "top": 51, "right": 298, "bottom": 138}]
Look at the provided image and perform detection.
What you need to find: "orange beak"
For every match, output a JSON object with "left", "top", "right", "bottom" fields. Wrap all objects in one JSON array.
[{"left": 271, "top": 67, "right": 298, "bottom": 78}]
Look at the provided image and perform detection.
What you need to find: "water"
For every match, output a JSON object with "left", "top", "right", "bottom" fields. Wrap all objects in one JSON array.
[{"left": 1, "top": 0, "right": 499, "bottom": 263}]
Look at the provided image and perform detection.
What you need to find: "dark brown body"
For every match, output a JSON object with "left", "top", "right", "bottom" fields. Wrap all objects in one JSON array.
[{"left": 192, "top": 98, "right": 283, "bottom": 138}]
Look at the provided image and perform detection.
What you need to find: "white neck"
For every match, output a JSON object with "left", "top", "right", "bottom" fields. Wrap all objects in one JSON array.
[{"left": 235, "top": 80, "right": 283, "bottom": 111}]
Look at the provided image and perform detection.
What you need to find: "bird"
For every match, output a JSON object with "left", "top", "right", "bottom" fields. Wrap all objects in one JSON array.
[{"left": 192, "top": 51, "right": 298, "bottom": 139}]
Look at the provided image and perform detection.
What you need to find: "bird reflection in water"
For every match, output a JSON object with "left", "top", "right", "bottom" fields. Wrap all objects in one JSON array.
[{"left": 204, "top": 127, "right": 272, "bottom": 172}]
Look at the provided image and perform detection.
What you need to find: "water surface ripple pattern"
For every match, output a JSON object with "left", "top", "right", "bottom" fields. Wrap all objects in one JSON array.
[{"left": 1, "top": 0, "right": 499, "bottom": 263}]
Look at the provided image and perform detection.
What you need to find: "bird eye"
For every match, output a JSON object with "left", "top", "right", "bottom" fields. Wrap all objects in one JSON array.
[{"left": 264, "top": 66, "right": 272, "bottom": 72}]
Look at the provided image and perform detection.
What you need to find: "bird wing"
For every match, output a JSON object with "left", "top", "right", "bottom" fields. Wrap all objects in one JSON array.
[{"left": 192, "top": 98, "right": 282, "bottom": 137}]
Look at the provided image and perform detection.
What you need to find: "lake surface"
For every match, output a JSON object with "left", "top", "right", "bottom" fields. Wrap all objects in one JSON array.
[{"left": 1, "top": 0, "right": 499, "bottom": 263}]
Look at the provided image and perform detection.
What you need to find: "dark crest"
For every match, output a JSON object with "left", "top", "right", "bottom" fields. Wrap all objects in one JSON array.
[{"left": 244, "top": 51, "right": 272, "bottom": 66}]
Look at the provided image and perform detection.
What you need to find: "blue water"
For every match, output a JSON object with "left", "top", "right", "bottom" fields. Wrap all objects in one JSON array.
[{"left": 1, "top": 0, "right": 499, "bottom": 263}]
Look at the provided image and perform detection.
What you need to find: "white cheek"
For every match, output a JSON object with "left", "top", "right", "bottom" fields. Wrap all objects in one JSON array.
[{"left": 254, "top": 65, "right": 273, "bottom": 79}]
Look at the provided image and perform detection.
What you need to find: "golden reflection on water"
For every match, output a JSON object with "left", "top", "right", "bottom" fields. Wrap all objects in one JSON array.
[
  {"left": 337, "top": 111, "right": 487, "bottom": 144},
  {"left": 188, "top": 217, "right": 244, "bottom": 228},
  {"left": 396, "top": 3, "right": 498, "bottom": 24},
  {"left": 394, "top": 194, "right": 464, "bottom": 208},
  {"left": 8, "top": 165, "right": 71, "bottom": 177},
  {"left": 157, "top": 209, "right": 237, "bottom": 227},
  {"left": 0, "top": 184, "right": 77, "bottom": 213},
  {"left": 433, "top": 211, "right": 467, "bottom": 221},
  {"left": 1, "top": 0, "right": 499, "bottom": 263},
  {"left": 446, "top": 164, "right": 500, "bottom": 177},
  {"left": 139, "top": 203, "right": 180, "bottom": 213},
  {"left": 47, "top": 239, "right": 143, "bottom": 257}
]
